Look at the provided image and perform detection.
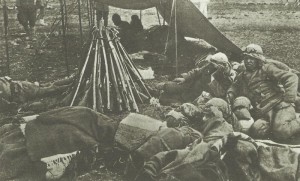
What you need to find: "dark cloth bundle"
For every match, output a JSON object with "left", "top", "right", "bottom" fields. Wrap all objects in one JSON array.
[
  {"left": 135, "top": 137, "right": 230, "bottom": 181},
  {"left": 0, "top": 124, "right": 46, "bottom": 180},
  {"left": 0, "top": 106, "right": 117, "bottom": 180},
  {"left": 225, "top": 138, "right": 300, "bottom": 181},
  {"left": 25, "top": 106, "right": 117, "bottom": 161}
]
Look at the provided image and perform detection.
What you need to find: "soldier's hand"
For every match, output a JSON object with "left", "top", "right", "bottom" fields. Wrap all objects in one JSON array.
[{"left": 173, "top": 78, "right": 185, "bottom": 84}]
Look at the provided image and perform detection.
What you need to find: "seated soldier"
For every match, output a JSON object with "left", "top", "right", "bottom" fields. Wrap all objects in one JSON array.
[
  {"left": 0, "top": 75, "right": 74, "bottom": 112},
  {"left": 130, "top": 15, "right": 143, "bottom": 34},
  {"left": 157, "top": 52, "right": 235, "bottom": 105},
  {"left": 227, "top": 44, "right": 300, "bottom": 143},
  {"left": 112, "top": 13, "right": 134, "bottom": 51}
]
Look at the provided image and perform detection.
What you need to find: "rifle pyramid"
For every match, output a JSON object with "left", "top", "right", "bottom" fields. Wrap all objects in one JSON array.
[{"left": 68, "top": 26, "right": 151, "bottom": 113}]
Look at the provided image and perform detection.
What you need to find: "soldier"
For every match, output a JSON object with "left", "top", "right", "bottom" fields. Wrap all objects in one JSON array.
[
  {"left": 16, "top": 0, "right": 40, "bottom": 36},
  {"left": 158, "top": 52, "right": 235, "bottom": 105},
  {"left": 112, "top": 13, "right": 135, "bottom": 52},
  {"left": 227, "top": 44, "right": 300, "bottom": 143},
  {"left": 0, "top": 75, "right": 74, "bottom": 112},
  {"left": 130, "top": 15, "right": 143, "bottom": 34}
]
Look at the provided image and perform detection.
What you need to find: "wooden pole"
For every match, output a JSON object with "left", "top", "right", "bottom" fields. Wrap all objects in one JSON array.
[
  {"left": 63, "top": 0, "right": 68, "bottom": 30},
  {"left": 87, "top": 0, "right": 91, "bottom": 28},
  {"left": 77, "top": 0, "right": 83, "bottom": 45},
  {"left": 3, "top": 0, "right": 10, "bottom": 75},
  {"left": 59, "top": 0, "right": 70, "bottom": 76}
]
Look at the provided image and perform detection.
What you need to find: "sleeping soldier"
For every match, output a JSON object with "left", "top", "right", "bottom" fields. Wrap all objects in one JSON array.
[{"left": 0, "top": 76, "right": 74, "bottom": 112}]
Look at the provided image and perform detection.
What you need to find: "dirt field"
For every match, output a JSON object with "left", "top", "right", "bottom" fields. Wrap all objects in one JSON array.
[{"left": 0, "top": 1, "right": 300, "bottom": 180}]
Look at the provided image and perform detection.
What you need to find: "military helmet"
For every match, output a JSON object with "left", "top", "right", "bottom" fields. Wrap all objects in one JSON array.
[
  {"left": 242, "top": 44, "right": 265, "bottom": 61},
  {"left": 233, "top": 96, "right": 252, "bottom": 111},
  {"left": 233, "top": 97, "right": 252, "bottom": 121},
  {"left": 209, "top": 52, "right": 229, "bottom": 66},
  {"left": 205, "top": 98, "right": 231, "bottom": 118},
  {"left": 249, "top": 119, "right": 270, "bottom": 139}
]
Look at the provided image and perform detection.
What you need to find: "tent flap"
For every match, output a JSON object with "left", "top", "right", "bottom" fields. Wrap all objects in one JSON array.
[
  {"left": 97, "top": 0, "right": 242, "bottom": 55},
  {"left": 97, "top": 0, "right": 166, "bottom": 10}
]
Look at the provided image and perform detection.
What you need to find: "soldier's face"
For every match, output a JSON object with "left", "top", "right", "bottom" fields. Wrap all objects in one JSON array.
[{"left": 244, "top": 58, "right": 258, "bottom": 71}]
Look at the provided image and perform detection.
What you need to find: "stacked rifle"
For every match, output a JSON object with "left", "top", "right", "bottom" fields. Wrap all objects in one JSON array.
[{"left": 69, "top": 27, "right": 151, "bottom": 113}]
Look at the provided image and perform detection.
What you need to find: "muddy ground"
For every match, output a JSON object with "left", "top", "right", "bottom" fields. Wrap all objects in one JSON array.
[{"left": 0, "top": 1, "right": 300, "bottom": 180}]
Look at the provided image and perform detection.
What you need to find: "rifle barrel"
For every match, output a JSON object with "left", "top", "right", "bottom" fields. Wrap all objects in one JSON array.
[{"left": 70, "top": 37, "right": 94, "bottom": 106}]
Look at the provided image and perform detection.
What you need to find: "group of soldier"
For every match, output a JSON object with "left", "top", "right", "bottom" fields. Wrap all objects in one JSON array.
[{"left": 157, "top": 43, "right": 300, "bottom": 144}]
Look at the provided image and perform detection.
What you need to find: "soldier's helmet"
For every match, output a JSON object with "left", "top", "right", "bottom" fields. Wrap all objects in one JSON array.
[
  {"left": 249, "top": 119, "right": 270, "bottom": 139},
  {"left": 242, "top": 44, "right": 265, "bottom": 61},
  {"left": 204, "top": 98, "right": 231, "bottom": 118},
  {"left": 233, "top": 96, "right": 252, "bottom": 111},
  {"left": 233, "top": 96, "right": 253, "bottom": 122},
  {"left": 209, "top": 52, "right": 229, "bottom": 67}
]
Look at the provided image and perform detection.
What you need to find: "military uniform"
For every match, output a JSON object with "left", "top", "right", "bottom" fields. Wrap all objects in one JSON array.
[
  {"left": 229, "top": 44, "right": 300, "bottom": 142},
  {"left": 0, "top": 76, "right": 73, "bottom": 112},
  {"left": 160, "top": 62, "right": 234, "bottom": 105},
  {"left": 16, "top": 0, "right": 40, "bottom": 34}
]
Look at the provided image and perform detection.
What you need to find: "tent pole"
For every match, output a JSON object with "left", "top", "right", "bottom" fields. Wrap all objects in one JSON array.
[
  {"left": 163, "top": 0, "right": 175, "bottom": 55},
  {"left": 140, "top": 10, "right": 142, "bottom": 20},
  {"left": 174, "top": 0, "right": 178, "bottom": 77},
  {"left": 163, "top": 2, "right": 166, "bottom": 25},
  {"left": 156, "top": 7, "right": 161, "bottom": 26}
]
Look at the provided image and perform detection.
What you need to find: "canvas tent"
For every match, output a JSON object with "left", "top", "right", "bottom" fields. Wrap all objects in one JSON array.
[{"left": 98, "top": 0, "right": 242, "bottom": 56}]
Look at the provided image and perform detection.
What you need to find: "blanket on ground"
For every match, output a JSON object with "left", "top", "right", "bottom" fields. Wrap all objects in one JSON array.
[
  {"left": 0, "top": 106, "right": 117, "bottom": 180},
  {"left": 137, "top": 131, "right": 300, "bottom": 181},
  {"left": 0, "top": 124, "right": 46, "bottom": 180},
  {"left": 224, "top": 134, "right": 300, "bottom": 181},
  {"left": 25, "top": 106, "right": 117, "bottom": 161}
]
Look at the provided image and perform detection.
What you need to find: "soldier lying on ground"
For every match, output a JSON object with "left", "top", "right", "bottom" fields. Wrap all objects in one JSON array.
[
  {"left": 227, "top": 44, "right": 300, "bottom": 143},
  {"left": 0, "top": 106, "right": 117, "bottom": 180},
  {"left": 157, "top": 52, "right": 235, "bottom": 105},
  {"left": 0, "top": 75, "right": 74, "bottom": 112},
  {"left": 133, "top": 98, "right": 234, "bottom": 181}
]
